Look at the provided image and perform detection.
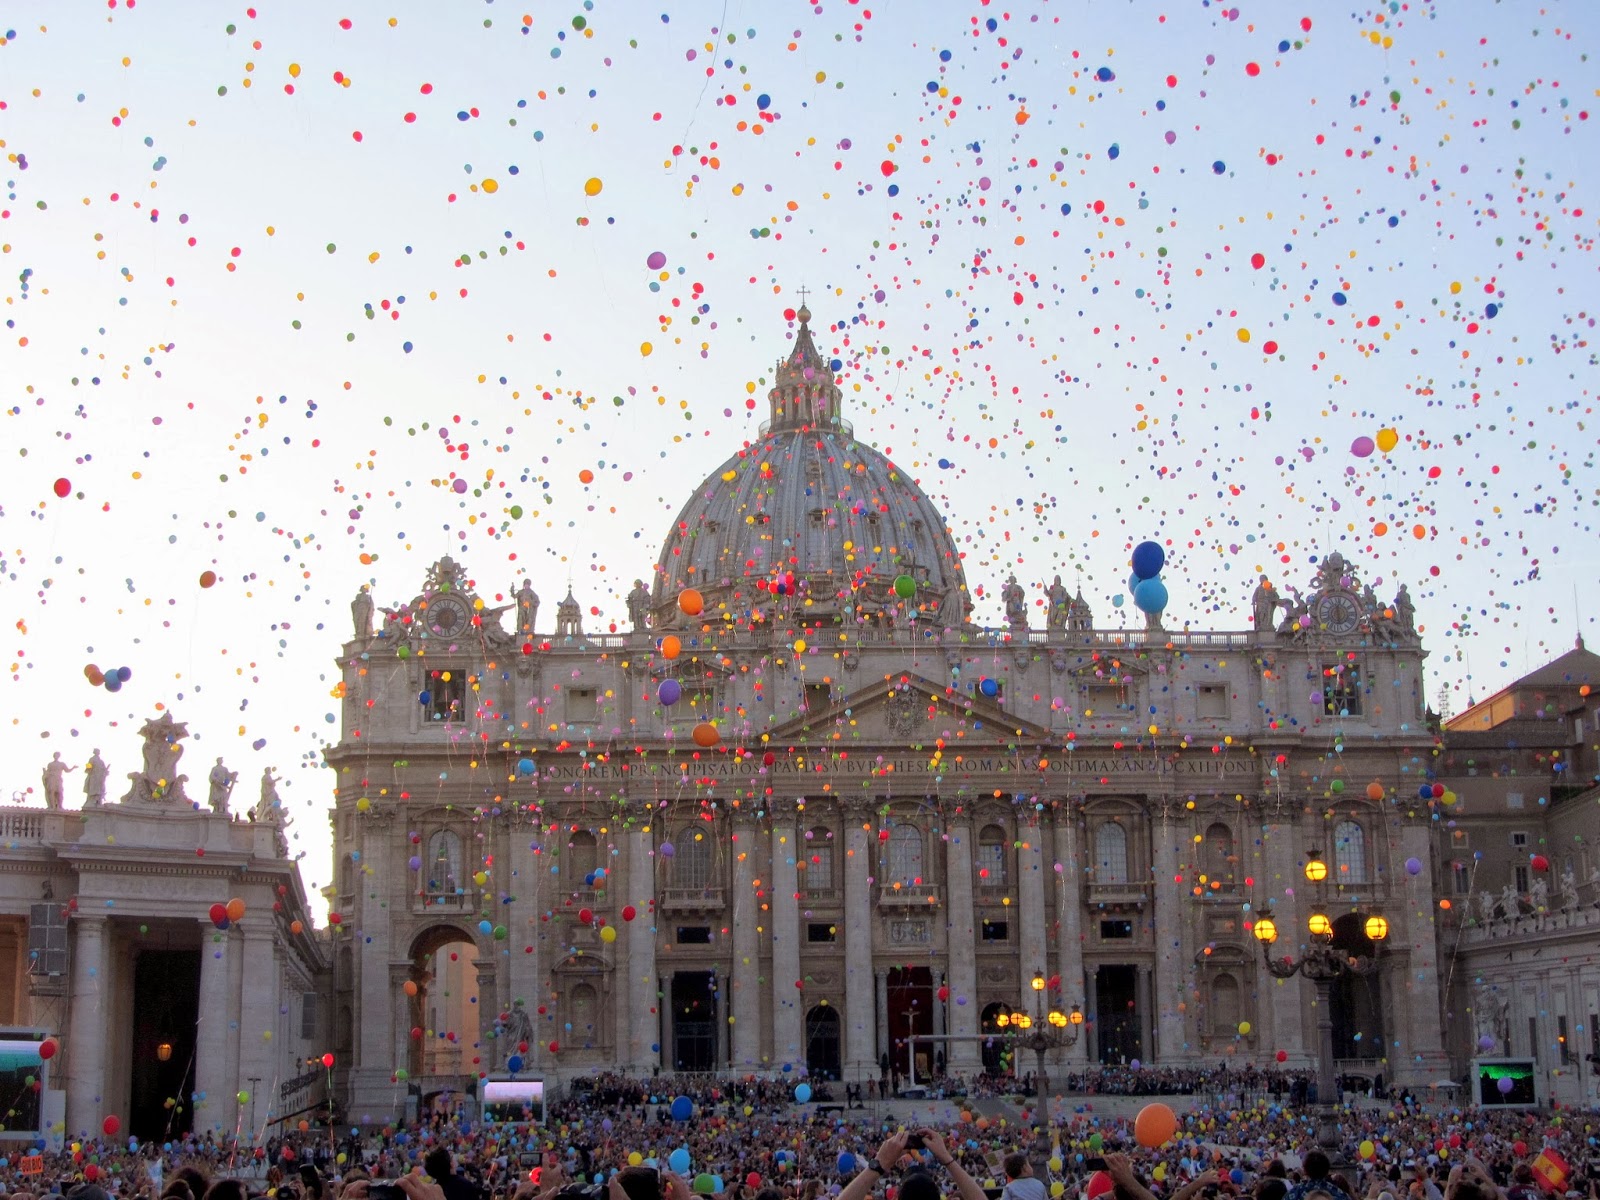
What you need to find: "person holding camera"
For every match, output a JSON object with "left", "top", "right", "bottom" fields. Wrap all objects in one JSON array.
[{"left": 834, "top": 1129, "right": 986, "bottom": 1200}]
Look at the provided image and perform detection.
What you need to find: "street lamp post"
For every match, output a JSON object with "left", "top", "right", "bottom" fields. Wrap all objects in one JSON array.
[{"left": 1252, "top": 850, "right": 1386, "bottom": 1157}]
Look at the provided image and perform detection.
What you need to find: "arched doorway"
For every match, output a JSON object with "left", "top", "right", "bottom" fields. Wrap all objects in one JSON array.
[
  {"left": 806, "top": 1005, "right": 842, "bottom": 1080},
  {"left": 980, "top": 1002, "right": 1014, "bottom": 1075},
  {"left": 1329, "top": 913, "right": 1383, "bottom": 1061},
  {"left": 407, "top": 925, "right": 482, "bottom": 1079}
]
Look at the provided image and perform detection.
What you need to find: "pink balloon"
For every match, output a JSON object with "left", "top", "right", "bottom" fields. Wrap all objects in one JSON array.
[
  {"left": 646, "top": 251, "right": 667, "bottom": 270},
  {"left": 1351, "top": 436, "right": 1376, "bottom": 458}
]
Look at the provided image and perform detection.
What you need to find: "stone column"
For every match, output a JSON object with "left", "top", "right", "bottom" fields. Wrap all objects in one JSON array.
[
  {"left": 390, "top": 964, "right": 414, "bottom": 1077},
  {"left": 875, "top": 968, "right": 890, "bottom": 1064},
  {"left": 236, "top": 923, "right": 278, "bottom": 1140},
  {"left": 1261, "top": 813, "right": 1309, "bottom": 1066},
  {"left": 1137, "top": 966, "right": 1154, "bottom": 1061},
  {"left": 1018, "top": 816, "right": 1048, "bottom": 1010},
  {"left": 1151, "top": 814, "right": 1188, "bottom": 1064},
  {"left": 843, "top": 801, "right": 876, "bottom": 1080},
  {"left": 352, "top": 816, "right": 396, "bottom": 1113},
  {"left": 66, "top": 915, "right": 108, "bottom": 1136},
  {"left": 944, "top": 813, "right": 980, "bottom": 1071},
  {"left": 1053, "top": 809, "right": 1089, "bottom": 1065},
  {"left": 627, "top": 826, "right": 659, "bottom": 1073},
  {"left": 660, "top": 970, "right": 675, "bottom": 1071},
  {"left": 195, "top": 920, "right": 236, "bottom": 1133},
  {"left": 1398, "top": 822, "right": 1449, "bottom": 1084},
  {"left": 770, "top": 816, "right": 804, "bottom": 1071},
  {"left": 731, "top": 816, "right": 761, "bottom": 1070},
  {"left": 933, "top": 972, "right": 947, "bottom": 1038},
  {"left": 475, "top": 964, "right": 497, "bottom": 1064}
]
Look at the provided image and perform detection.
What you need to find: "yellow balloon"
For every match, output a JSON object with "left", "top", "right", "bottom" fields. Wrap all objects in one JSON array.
[
  {"left": 1359, "top": 1140, "right": 1376, "bottom": 1160},
  {"left": 1050, "top": 1185, "right": 1064, "bottom": 1198},
  {"left": 1376, "top": 427, "right": 1399, "bottom": 453},
  {"left": 1238, "top": 1020, "right": 1252, "bottom": 1035},
  {"left": 793, "top": 639, "right": 807, "bottom": 654},
  {"left": 640, "top": 342, "right": 653, "bottom": 357},
  {"left": 584, "top": 177, "right": 603, "bottom": 197},
  {"left": 629, "top": 1154, "right": 643, "bottom": 1168},
  {"left": 600, "top": 925, "right": 618, "bottom": 943},
  {"left": 482, "top": 179, "right": 499, "bottom": 194}
]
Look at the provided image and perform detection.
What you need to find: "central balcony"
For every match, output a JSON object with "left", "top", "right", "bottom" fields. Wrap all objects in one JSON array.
[
  {"left": 878, "top": 883, "right": 941, "bottom": 908},
  {"left": 659, "top": 886, "right": 726, "bottom": 914}
]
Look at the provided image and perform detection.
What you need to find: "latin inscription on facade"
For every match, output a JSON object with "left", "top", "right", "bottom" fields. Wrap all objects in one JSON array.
[{"left": 534, "top": 754, "right": 1260, "bottom": 784}]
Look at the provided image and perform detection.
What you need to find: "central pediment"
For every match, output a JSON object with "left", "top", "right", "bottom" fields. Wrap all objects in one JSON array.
[{"left": 764, "top": 672, "right": 1056, "bottom": 747}]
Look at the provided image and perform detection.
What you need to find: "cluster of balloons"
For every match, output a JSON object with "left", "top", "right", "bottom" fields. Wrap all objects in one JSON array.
[
  {"left": 207, "top": 898, "right": 246, "bottom": 929},
  {"left": 84, "top": 664, "right": 133, "bottom": 693},
  {"left": 1128, "top": 541, "right": 1169, "bottom": 616}
]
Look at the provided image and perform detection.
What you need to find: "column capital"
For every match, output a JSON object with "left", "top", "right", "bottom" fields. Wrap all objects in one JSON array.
[
  {"left": 842, "top": 797, "right": 879, "bottom": 820},
  {"left": 75, "top": 913, "right": 109, "bottom": 928}
]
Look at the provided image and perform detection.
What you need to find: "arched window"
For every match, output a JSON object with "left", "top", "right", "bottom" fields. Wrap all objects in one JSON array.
[
  {"left": 338, "top": 853, "right": 356, "bottom": 897},
  {"left": 1211, "top": 974, "right": 1241, "bottom": 1036},
  {"left": 427, "top": 830, "right": 462, "bottom": 894},
  {"left": 806, "top": 827, "right": 835, "bottom": 891},
  {"left": 888, "top": 823, "right": 924, "bottom": 883},
  {"left": 1334, "top": 820, "right": 1367, "bottom": 884},
  {"left": 977, "top": 824, "right": 1008, "bottom": 885},
  {"left": 1095, "top": 822, "right": 1129, "bottom": 884},
  {"left": 568, "top": 830, "right": 598, "bottom": 886},
  {"left": 1206, "top": 822, "right": 1235, "bottom": 881},
  {"left": 675, "top": 831, "right": 713, "bottom": 889}
]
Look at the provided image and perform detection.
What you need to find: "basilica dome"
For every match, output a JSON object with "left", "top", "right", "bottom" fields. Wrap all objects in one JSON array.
[{"left": 651, "top": 306, "right": 968, "bottom": 630}]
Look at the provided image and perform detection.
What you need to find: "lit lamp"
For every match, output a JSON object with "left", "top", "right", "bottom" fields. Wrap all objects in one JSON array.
[
  {"left": 1304, "top": 852, "right": 1329, "bottom": 883},
  {"left": 995, "top": 1011, "right": 1011, "bottom": 1029},
  {"left": 1013, "top": 1013, "right": 1033, "bottom": 1030},
  {"left": 1031, "top": 972, "right": 1047, "bottom": 994},
  {"left": 1069, "top": 1006, "right": 1084, "bottom": 1029},
  {"left": 1308, "top": 912, "right": 1333, "bottom": 938},
  {"left": 1364, "top": 915, "right": 1389, "bottom": 942},
  {"left": 156, "top": 1042, "right": 173, "bottom": 1063},
  {"left": 1252, "top": 915, "right": 1279, "bottom": 945}
]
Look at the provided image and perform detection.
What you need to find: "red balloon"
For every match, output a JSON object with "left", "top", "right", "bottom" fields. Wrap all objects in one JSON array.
[
  {"left": 321, "top": 1052, "right": 335, "bottom": 1068},
  {"left": 1531, "top": 854, "right": 1550, "bottom": 872},
  {"left": 103, "top": 1115, "right": 121, "bottom": 1136},
  {"left": 548, "top": 1041, "right": 560, "bottom": 1053},
  {"left": 1087, "top": 1172, "right": 1115, "bottom": 1200},
  {"left": 622, "top": 905, "right": 637, "bottom": 921},
  {"left": 1431, "top": 783, "right": 1445, "bottom": 799},
  {"left": 85, "top": 1165, "right": 100, "bottom": 1182},
  {"left": 39, "top": 1037, "right": 59, "bottom": 1060},
  {"left": 53, "top": 478, "right": 72, "bottom": 498},
  {"left": 1514, "top": 1142, "right": 1528, "bottom": 1157},
  {"left": 937, "top": 985, "right": 950, "bottom": 1002},
  {"left": 209, "top": 903, "right": 229, "bottom": 928},
  {"left": 1275, "top": 1049, "right": 1288, "bottom": 1063},
  {"left": 578, "top": 907, "right": 594, "bottom": 924}
]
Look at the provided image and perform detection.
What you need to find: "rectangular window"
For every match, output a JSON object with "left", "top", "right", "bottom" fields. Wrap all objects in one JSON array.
[
  {"left": 806, "top": 922, "right": 837, "bottom": 944},
  {"left": 566, "top": 688, "right": 598, "bottom": 722},
  {"left": 676, "top": 926, "right": 712, "bottom": 945},
  {"left": 1086, "top": 684, "right": 1121, "bottom": 715},
  {"left": 977, "top": 840, "right": 1007, "bottom": 885},
  {"left": 1196, "top": 685, "right": 1228, "bottom": 719},
  {"left": 981, "top": 919, "right": 1009, "bottom": 942},
  {"left": 1515, "top": 865, "right": 1530, "bottom": 894},
  {"left": 1100, "top": 919, "right": 1134, "bottom": 940},
  {"left": 426, "top": 673, "right": 466, "bottom": 723},
  {"left": 1507, "top": 793, "right": 1525, "bottom": 810},
  {"left": 1453, "top": 862, "right": 1472, "bottom": 894},
  {"left": 804, "top": 683, "right": 832, "bottom": 714},
  {"left": 301, "top": 992, "right": 317, "bottom": 1040},
  {"left": 1511, "top": 831, "right": 1529, "bottom": 848},
  {"left": 808, "top": 845, "right": 834, "bottom": 891},
  {"left": 1322, "top": 663, "right": 1363, "bottom": 716}
]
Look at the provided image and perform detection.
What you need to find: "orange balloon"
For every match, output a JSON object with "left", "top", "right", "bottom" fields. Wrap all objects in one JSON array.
[
  {"left": 403, "top": 980, "right": 419, "bottom": 996},
  {"left": 661, "top": 635, "right": 681, "bottom": 659},
  {"left": 678, "top": 589, "right": 704, "bottom": 617},
  {"left": 290, "top": 920, "right": 304, "bottom": 936},
  {"left": 199, "top": 570, "right": 218, "bottom": 589},
  {"left": 691, "top": 722, "right": 720, "bottom": 748},
  {"left": 225, "top": 897, "right": 246, "bottom": 922},
  {"left": 1134, "top": 1102, "right": 1178, "bottom": 1149},
  {"left": 1365, "top": 781, "right": 1385, "bottom": 802},
  {"left": 578, "top": 469, "right": 595, "bottom": 484}
]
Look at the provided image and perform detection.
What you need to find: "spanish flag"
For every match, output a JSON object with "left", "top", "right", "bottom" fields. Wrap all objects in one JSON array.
[{"left": 1530, "top": 1149, "right": 1570, "bottom": 1194}]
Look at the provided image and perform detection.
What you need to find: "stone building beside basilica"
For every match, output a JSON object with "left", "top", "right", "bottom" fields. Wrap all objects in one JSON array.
[{"left": 322, "top": 307, "right": 1451, "bottom": 1118}]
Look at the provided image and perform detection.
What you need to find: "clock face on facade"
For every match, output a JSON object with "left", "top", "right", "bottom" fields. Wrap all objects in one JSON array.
[
  {"left": 427, "top": 594, "right": 470, "bottom": 635},
  {"left": 1314, "top": 590, "right": 1361, "bottom": 636}
]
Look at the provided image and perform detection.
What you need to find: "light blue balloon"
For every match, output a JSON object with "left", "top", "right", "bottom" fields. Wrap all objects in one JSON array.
[
  {"left": 669, "top": 1147, "right": 692, "bottom": 1173},
  {"left": 794, "top": 1083, "right": 812, "bottom": 1103},
  {"left": 1132, "top": 577, "right": 1168, "bottom": 615}
]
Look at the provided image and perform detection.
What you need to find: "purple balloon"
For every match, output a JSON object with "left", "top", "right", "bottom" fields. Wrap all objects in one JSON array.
[
  {"left": 658, "top": 679, "right": 681, "bottom": 706},
  {"left": 1351, "top": 436, "right": 1376, "bottom": 458},
  {"left": 646, "top": 251, "right": 667, "bottom": 270}
]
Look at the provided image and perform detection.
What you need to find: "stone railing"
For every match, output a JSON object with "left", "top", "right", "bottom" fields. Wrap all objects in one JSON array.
[
  {"left": 0, "top": 808, "right": 46, "bottom": 841},
  {"left": 1086, "top": 880, "right": 1153, "bottom": 907},
  {"left": 878, "top": 883, "right": 941, "bottom": 908},
  {"left": 659, "top": 886, "right": 726, "bottom": 913},
  {"left": 1456, "top": 888, "right": 1600, "bottom": 944}
]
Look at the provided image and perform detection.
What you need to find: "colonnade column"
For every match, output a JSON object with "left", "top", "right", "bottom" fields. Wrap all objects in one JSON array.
[
  {"left": 237, "top": 923, "right": 278, "bottom": 1139},
  {"left": 770, "top": 814, "right": 804, "bottom": 1070},
  {"left": 660, "top": 970, "right": 676, "bottom": 1071},
  {"left": 626, "top": 826, "right": 658, "bottom": 1073},
  {"left": 875, "top": 969, "right": 890, "bottom": 1065},
  {"left": 1398, "top": 822, "right": 1449, "bottom": 1082},
  {"left": 195, "top": 920, "right": 237, "bottom": 1134},
  {"left": 843, "top": 800, "right": 876, "bottom": 1080},
  {"left": 1018, "top": 815, "right": 1048, "bottom": 1014},
  {"left": 390, "top": 964, "right": 414, "bottom": 1077},
  {"left": 1053, "top": 807, "right": 1089, "bottom": 1066},
  {"left": 1151, "top": 812, "right": 1189, "bottom": 1064},
  {"left": 730, "top": 815, "right": 761, "bottom": 1070},
  {"left": 66, "top": 915, "right": 108, "bottom": 1136},
  {"left": 944, "top": 813, "right": 980, "bottom": 1071},
  {"left": 1261, "top": 813, "right": 1308, "bottom": 1065}
]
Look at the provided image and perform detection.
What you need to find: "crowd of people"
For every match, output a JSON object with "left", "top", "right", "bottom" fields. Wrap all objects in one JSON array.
[{"left": 1, "top": 1072, "right": 1594, "bottom": 1200}]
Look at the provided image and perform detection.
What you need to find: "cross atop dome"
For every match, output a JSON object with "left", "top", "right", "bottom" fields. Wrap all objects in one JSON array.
[{"left": 768, "top": 296, "right": 842, "bottom": 431}]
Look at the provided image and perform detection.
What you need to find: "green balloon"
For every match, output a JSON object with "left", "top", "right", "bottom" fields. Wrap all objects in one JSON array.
[
  {"left": 893, "top": 574, "right": 916, "bottom": 599},
  {"left": 693, "top": 1176, "right": 716, "bottom": 1195}
]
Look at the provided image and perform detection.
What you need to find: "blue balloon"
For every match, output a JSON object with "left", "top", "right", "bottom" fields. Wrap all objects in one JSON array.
[
  {"left": 670, "top": 1095, "right": 693, "bottom": 1121},
  {"left": 669, "top": 1147, "right": 692, "bottom": 1173},
  {"left": 516, "top": 758, "right": 535, "bottom": 776},
  {"left": 478, "top": 919, "right": 493, "bottom": 935},
  {"left": 1132, "top": 577, "right": 1168, "bottom": 615},
  {"left": 794, "top": 1083, "right": 812, "bottom": 1103},
  {"left": 837, "top": 1153, "right": 856, "bottom": 1175},
  {"left": 418, "top": 690, "right": 432, "bottom": 706},
  {"left": 1130, "top": 540, "right": 1166, "bottom": 580},
  {"left": 979, "top": 677, "right": 999, "bottom": 698},
  {"left": 507, "top": 1054, "right": 524, "bottom": 1073},
  {"left": 658, "top": 679, "right": 681, "bottom": 707}
]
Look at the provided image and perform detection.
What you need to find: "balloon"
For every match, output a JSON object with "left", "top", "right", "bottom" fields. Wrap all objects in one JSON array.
[
  {"left": 103, "top": 1116, "right": 121, "bottom": 1136},
  {"left": 678, "top": 589, "right": 704, "bottom": 617},
  {"left": 979, "top": 677, "right": 999, "bottom": 698},
  {"left": 661, "top": 635, "right": 681, "bottom": 659},
  {"left": 1376, "top": 427, "right": 1400, "bottom": 452},
  {"left": 1531, "top": 854, "right": 1550, "bottom": 872},
  {"left": 237, "top": 1090, "right": 250, "bottom": 1104},
  {"left": 53, "top": 478, "right": 72, "bottom": 498},
  {"left": 600, "top": 925, "right": 617, "bottom": 943},
  {"left": 403, "top": 980, "right": 418, "bottom": 996},
  {"left": 1351, "top": 436, "right": 1376, "bottom": 458},
  {"left": 794, "top": 1083, "right": 812, "bottom": 1103},
  {"left": 507, "top": 1055, "right": 524, "bottom": 1073},
  {"left": 321, "top": 1052, "right": 335, "bottom": 1068},
  {"left": 1237, "top": 1020, "right": 1251, "bottom": 1035},
  {"left": 290, "top": 920, "right": 304, "bottom": 935},
  {"left": 893, "top": 575, "right": 916, "bottom": 599},
  {"left": 693, "top": 1176, "right": 716, "bottom": 1195},
  {"left": 658, "top": 679, "right": 682, "bottom": 707},
  {"left": 1359, "top": 1140, "right": 1376, "bottom": 1160},
  {"left": 837, "top": 1154, "right": 855, "bottom": 1175},
  {"left": 1498, "top": 1076, "right": 1515, "bottom": 1095},
  {"left": 584, "top": 177, "right": 603, "bottom": 197},
  {"left": 669, "top": 1148, "right": 692, "bottom": 1173},
  {"left": 1130, "top": 540, "right": 1166, "bottom": 579},
  {"left": 1133, "top": 1102, "right": 1178, "bottom": 1149},
  {"left": 1275, "top": 1050, "right": 1288, "bottom": 1063},
  {"left": 225, "top": 897, "right": 246, "bottom": 921},
  {"left": 691, "top": 722, "right": 720, "bottom": 748},
  {"left": 647, "top": 251, "right": 668, "bottom": 270},
  {"left": 1366, "top": 781, "right": 1386, "bottom": 801},
  {"left": 1405, "top": 857, "right": 1423, "bottom": 876},
  {"left": 1133, "top": 577, "right": 1168, "bottom": 614},
  {"left": 1478, "top": 1035, "right": 1496, "bottom": 1051},
  {"left": 1086, "top": 1172, "right": 1114, "bottom": 1200},
  {"left": 209, "top": 903, "right": 228, "bottom": 928},
  {"left": 671, "top": 1096, "right": 693, "bottom": 1121}
]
